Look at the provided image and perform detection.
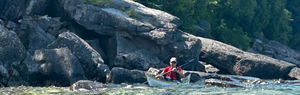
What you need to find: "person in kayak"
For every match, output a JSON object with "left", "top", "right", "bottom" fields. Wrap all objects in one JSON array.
[{"left": 156, "top": 57, "right": 185, "bottom": 81}]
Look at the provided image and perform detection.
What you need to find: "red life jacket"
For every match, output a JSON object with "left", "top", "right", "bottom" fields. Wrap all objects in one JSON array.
[{"left": 163, "top": 66, "right": 182, "bottom": 80}]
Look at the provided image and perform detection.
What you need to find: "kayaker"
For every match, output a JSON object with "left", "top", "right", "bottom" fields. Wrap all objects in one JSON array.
[{"left": 156, "top": 57, "right": 185, "bottom": 81}]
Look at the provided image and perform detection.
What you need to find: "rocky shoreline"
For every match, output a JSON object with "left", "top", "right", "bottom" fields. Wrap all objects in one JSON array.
[{"left": 1, "top": 0, "right": 300, "bottom": 87}]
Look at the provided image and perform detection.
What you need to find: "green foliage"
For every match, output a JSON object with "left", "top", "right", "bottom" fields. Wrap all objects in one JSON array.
[
  {"left": 212, "top": 20, "right": 251, "bottom": 50},
  {"left": 161, "top": 0, "right": 196, "bottom": 34},
  {"left": 286, "top": 0, "right": 300, "bottom": 49},
  {"left": 135, "top": 0, "right": 299, "bottom": 50},
  {"left": 261, "top": 0, "right": 292, "bottom": 45},
  {"left": 83, "top": 0, "right": 112, "bottom": 7},
  {"left": 247, "top": 0, "right": 271, "bottom": 36},
  {"left": 127, "top": 7, "right": 137, "bottom": 19}
]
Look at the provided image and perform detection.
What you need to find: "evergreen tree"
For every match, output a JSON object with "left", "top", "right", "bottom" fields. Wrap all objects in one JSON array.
[
  {"left": 262, "top": 0, "right": 292, "bottom": 45},
  {"left": 161, "top": 0, "right": 196, "bottom": 34},
  {"left": 286, "top": 0, "right": 300, "bottom": 50}
]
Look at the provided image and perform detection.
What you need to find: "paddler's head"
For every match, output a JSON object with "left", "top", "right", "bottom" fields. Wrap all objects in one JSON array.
[{"left": 169, "top": 57, "right": 177, "bottom": 67}]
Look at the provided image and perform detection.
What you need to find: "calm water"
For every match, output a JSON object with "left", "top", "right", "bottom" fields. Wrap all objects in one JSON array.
[{"left": 1, "top": 81, "right": 300, "bottom": 95}]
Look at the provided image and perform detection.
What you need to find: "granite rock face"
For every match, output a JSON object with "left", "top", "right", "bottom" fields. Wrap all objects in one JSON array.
[
  {"left": 0, "top": 25, "right": 27, "bottom": 86},
  {"left": 51, "top": 0, "right": 204, "bottom": 71},
  {"left": 107, "top": 67, "right": 146, "bottom": 84},
  {"left": 18, "top": 16, "right": 56, "bottom": 55},
  {"left": 0, "top": 0, "right": 47, "bottom": 21},
  {"left": 33, "top": 47, "right": 86, "bottom": 86},
  {"left": 199, "top": 37, "right": 296, "bottom": 79},
  {"left": 248, "top": 39, "right": 300, "bottom": 67},
  {"left": 48, "top": 31, "right": 110, "bottom": 83}
]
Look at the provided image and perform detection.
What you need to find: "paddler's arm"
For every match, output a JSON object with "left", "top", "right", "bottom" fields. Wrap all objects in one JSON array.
[
  {"left": 177, "top": 70, "right": 185, "bottom": 78},
  {"left": 172, "top": 68, "right": 185, "bottom": 78},
  {"left": 155, "top": 71, "right": 165, "bottom": 78}
]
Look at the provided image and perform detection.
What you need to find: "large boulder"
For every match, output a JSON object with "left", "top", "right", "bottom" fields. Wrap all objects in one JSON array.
[
  {"left": 112, "top": 36, "right": 161, "bottom": 70},
  {"left": 54, "top": 0, "right": 179, "bottom": 36},
  {"left": 0, "top": 25, "right": 26, "bottom": 68},
  {"left": 33, "top": 16, "right": 63, "bottom": 37},
  {"left": 109, "top": 0, "right": 180, "bottom": 27},
  {"left": 248, "top": 38, "right": 300, "bottom": 67},
  {"left": 234, "top": 54, "right": 295, "bottom": 79},
  {"left": 0, "top": 25, "right": 27, "bottom": 86},
  {"left": 47, "top": 31, "right": 110, "bottom": 82},
  {"left": 0, "top": 0, "right": 47, "bottom": 21},
  {"left": 166, "top": 31, "right": 204, "bottom": 71},
  {"left": 200, "top": 61, "right": 220, "bottom": 73},
  {"left": 13, "top": 52, "right": 39, "bottom": 86},
  {"left": 194, "top": 20, "right": 212, "bottom": 38},
  {"left": 199, "top": 37, "right": 296, "bottom": 79},
  {"left": 0, "top": 61, "right": 28, "bottom": 87},
  {"left": 288, "top": 67, "right": 300, "bottom": 80},
  {"left": 18, "top": 16, "right": 56, "bottom": 55},
  {"left": 107, "top": 67, "right": 146, "bottom": 84},
  {"left": 33, "top": 47, "right": 86, "bottom": 86}
]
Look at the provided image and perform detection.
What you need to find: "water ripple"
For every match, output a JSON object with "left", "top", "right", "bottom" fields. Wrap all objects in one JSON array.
[{"left": 1, "top": 82, "right": 300, "bottom": 95}]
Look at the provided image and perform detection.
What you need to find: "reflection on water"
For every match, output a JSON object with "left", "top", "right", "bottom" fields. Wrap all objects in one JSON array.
[{"left": 1, "top": 81, "right": 300, "bottom": 95}]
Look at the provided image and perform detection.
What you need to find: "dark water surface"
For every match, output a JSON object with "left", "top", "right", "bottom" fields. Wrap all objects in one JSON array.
[{"left": 1, "top": 81, "right": 300, "bottom": 95}]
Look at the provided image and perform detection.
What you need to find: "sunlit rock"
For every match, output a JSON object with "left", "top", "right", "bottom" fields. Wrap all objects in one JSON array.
[
  {"left": 248, "top": 38, "right": 300, "bottom": 67},
  {"left": 199, "top": 37, "right": 296, "bottom": 79},
  {"left": 200, "top": 61, "right": 219, "bottom": 73},
  {"left": 288, "top": 67, "right": 300, "bottom": 80},
  {"left": 69, "top": 80, "right": 108, "bottom": 91}
]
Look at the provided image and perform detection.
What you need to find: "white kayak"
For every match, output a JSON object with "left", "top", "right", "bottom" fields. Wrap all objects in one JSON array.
[{"left": 145, "top": 73, "right": 191, "bottom": 87}]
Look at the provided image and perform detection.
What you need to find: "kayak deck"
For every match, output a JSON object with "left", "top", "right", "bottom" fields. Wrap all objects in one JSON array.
[{"left": 145, "top": 73, "right": 191, "bottom": 87}]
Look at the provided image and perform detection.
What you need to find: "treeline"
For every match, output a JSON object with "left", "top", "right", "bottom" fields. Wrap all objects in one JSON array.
[{"left": 135, "top": 0, "right": 300, "bottom": 50}]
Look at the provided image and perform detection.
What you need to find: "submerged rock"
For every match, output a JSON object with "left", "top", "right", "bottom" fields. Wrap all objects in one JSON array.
[
  {"left": 251, "top": 79, "right": 268, "bottom": 84},
  {"left": 275, "top": 78, "right": 300, "bottom": 84},
  {"left": 69, "top": 80, "right": 108, "bottom": 91},
  {"left": 204, "top": 79, "right": 244, "bottom": 88},
  {"left": 201, "top": 62, "right": 219, "bottom": 73}
]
